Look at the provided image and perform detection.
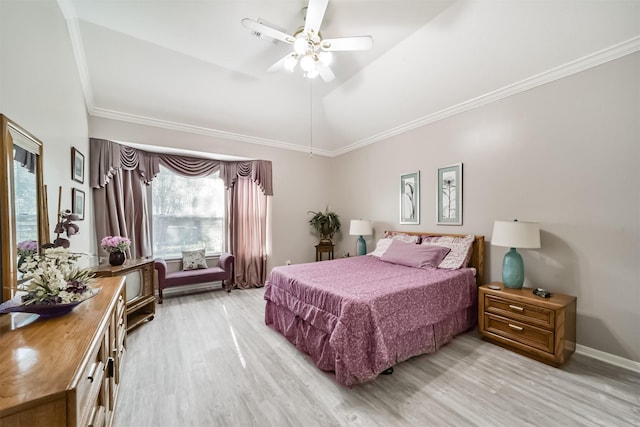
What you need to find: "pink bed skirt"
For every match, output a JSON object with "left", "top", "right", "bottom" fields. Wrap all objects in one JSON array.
[{"left": 265, "top": 299, "right": 477, "bottom": 386}]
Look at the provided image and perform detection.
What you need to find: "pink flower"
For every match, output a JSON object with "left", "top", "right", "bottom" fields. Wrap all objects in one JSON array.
[{"left": 100, "top": 236, "right": 131, "bottom": 253}]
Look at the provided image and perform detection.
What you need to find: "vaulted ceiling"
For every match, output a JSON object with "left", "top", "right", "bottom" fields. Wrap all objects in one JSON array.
[{"left": 58, "top": 0, "right": 640, "bottom": 156}]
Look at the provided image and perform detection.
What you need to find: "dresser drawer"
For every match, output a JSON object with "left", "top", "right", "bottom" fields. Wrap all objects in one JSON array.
[
  {"left": 87, "top": 404, "right": 107, "bottom": 427},
  {"left": 484, "top": 313, "right": 554, "bottom": 354},
  {"left": 75, "top": 338, "right": 106, "bottom": 426},
  {"left": 484, "top": 294, "right": 554, "bottom": 329}
]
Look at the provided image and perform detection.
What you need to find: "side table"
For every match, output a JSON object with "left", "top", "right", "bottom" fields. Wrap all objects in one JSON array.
[{"left": 315, "top": 242, "right": 334, "bottom": 261}]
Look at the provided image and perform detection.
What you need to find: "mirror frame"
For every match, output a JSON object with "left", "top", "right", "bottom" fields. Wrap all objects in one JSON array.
[{"left": 1, "top": 114, "right": 49, "bottom": 302}]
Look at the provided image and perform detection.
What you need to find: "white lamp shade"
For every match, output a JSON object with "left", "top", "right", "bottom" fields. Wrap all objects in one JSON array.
[
  {"left": 491, "top": 220, "right": 541, "bottom": 249},
  {"left": 349, "top": 220, "right": 372, "bottom": 236}
]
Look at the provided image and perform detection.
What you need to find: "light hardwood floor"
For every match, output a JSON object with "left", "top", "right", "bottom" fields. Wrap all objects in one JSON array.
[{"left": 113, "top": 287, "right": 640, "bottom": 427}]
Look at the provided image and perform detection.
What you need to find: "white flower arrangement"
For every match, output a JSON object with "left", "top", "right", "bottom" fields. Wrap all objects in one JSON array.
[{"left": 19, "top": 247, "right": 96, "bottom": 305}]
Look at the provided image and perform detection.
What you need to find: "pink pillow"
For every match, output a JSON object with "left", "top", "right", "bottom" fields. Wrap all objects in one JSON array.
[{"left": 380, "top": 239, "right": 451, "bottom": 269}]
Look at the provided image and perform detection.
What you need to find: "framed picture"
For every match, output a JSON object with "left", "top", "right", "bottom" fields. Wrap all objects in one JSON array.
[
  {"left": 400, "top": 171, "right": 420, "bottom": 224},
  {"left": 437, "top": 163, "right": 463, "bottom": 225},
  {"left": 72, "top": 188, "right": 85, "bottom": 220},
  {"left": 71, "top": 147, "right": 84, "bottom": 184}
]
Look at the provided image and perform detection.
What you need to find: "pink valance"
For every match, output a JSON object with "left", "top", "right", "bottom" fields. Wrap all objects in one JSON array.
[
  {"left": 90, "top": 138, "right": 272, "bottom": 195},
  {"left": 221, "top": 160, "right": 273, "bottom": 196}
]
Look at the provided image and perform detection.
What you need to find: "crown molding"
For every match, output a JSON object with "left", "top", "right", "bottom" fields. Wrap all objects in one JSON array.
[
  {"left": 57, "top": 0, "right": 95, "bottom": 111},
  {"left": 91, "top": 107, "right": 333, "bottom": 157},
  {"left": 332, "top": 36, "right": 640, "bottom": 157}
]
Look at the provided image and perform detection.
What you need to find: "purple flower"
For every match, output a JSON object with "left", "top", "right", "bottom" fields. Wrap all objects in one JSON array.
[{"left": 17, "top": 240, "right": 38, "bottom": 256}]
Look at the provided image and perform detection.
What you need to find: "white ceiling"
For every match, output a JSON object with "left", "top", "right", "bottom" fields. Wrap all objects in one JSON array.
[{"left": 58, "top": 0, "right": 640, "bottom": 157}]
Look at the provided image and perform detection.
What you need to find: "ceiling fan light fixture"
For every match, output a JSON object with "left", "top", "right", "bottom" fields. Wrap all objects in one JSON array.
[
  {"left": 243, "top": 0, "right": 374, "bottom": 83},
  {"left": 284, "top": 54, "right": 298, "bottom": 71},
  {"left": 293, "top": 37, "right": 309, "bottom": 55},
  {"left": 318, "top": 51, "right": 332, "bottom": 66},
  {"left": 300, "top": 54, "right": 316, "bottom": 72}
]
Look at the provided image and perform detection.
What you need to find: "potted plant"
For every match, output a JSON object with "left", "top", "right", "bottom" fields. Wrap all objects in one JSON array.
[{"left": 308, "top": 207, "right": 341, "bottom": 243}]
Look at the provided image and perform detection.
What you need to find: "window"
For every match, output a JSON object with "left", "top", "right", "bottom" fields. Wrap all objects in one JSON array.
[{"left": 151, "top": 165, "right": 225, "bottom": 258}]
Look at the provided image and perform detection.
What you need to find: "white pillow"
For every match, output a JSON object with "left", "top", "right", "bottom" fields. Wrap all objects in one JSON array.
[
  {"left": 368, "top": 238, "right": 393, "bottom": 257},
  {"left": 182, "top": 249, "right": 208, "bottom": 270},
  {"left": 384, "top": 232, "right": 419, "bottom": 244},
  {"left": 421, "top": 234, "right": 474, "bottom": 269}
]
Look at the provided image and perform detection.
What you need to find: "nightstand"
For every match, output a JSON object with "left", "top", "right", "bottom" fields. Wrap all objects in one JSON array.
[
  {"left": 478, "top": 283, "right": 576, "bottom": 366},
  {"left": 315, "top": 242, "right": 334, "bottom": 261}
]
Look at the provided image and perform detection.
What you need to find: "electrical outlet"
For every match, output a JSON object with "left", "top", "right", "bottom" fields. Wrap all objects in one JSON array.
[{"left": 285, "top": 259, "right": 291, "bottom": 265}]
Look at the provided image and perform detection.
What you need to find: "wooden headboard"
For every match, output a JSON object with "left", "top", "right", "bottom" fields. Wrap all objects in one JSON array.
[{"left": 384, "top": 231, "right": 485, "bottom": 286}]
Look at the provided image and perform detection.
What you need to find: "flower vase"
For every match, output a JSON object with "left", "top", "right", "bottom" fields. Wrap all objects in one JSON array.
[{"left": 109, "top": 251, "right": 126, "bottom": 266}]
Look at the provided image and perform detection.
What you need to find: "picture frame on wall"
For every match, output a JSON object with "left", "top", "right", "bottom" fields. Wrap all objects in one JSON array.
[
  {"left": 71, "top": 147, "right": 84, "bottom": 184},
  {"left": 400, "top": 171, "right": 420, "bottom": 224},
  {"left": 72, "top": 188, "right": 85, "bottom": 220},
  {"left": 437, "top": 163, "right": 463, "bottom": 225}
]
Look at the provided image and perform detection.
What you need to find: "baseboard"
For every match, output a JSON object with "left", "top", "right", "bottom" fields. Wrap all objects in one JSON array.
[{"left": 576, "top": 344, "right": 640, "bottom": 373}]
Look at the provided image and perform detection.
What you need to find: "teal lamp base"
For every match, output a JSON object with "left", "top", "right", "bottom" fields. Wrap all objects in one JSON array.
[
  {"left": 356, "top": 236, "right": 367, "bottom": 256},
  {"left": 502, "top": 247, "right": 525, "bottom": 289}
]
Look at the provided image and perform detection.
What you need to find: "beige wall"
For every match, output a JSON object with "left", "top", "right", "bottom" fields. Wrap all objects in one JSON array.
[
  {"left": 0, "top": 0, "right": 93, "bottom": 261},
  {"left": 331, "top": 53, "right": 640, "bottom": 363},
  {"left": 2, "top": 0, "right": 638, "bottom": 364}
]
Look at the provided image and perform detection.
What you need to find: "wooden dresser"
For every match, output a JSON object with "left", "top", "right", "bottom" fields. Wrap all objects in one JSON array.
[
  {"left": 478, "top": 283, "right": 577, "bottom": 366},
  {"left": 92, "top": 258, "right": 155, "bottom": 332},
  {"left": 0, "top": 277, "right": 126, "bottom": 426}
]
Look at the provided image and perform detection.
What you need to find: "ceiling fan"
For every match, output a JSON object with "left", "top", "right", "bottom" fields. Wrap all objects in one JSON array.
[{"left": 241, "top": 0, "right": 373, "bottom": 82}]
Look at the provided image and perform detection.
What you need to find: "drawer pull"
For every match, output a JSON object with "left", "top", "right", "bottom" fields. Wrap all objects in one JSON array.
[
  {"left": 508, "top": 323, "right": 524, "bottom": 331},
  {"left": 508, "top": 304, "right": 524, "bottom": 311},
  {"left": 87, "top": 362, "right": 99, "bottom": 383},
  {"left": 106, "top": 357, "right": 115, "bottom": 379}
]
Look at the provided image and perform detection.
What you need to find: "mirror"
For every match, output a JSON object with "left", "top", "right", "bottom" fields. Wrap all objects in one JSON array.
[{"left": 1, "top": 115, "right": 49, "bottom": 302}]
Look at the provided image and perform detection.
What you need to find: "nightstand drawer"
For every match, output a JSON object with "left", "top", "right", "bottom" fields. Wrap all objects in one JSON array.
[
  {"left": 484, "top": 313, "right": 554, "bottom": 354},
  {"left": 484, "top": 294, "right": 554, "bottom": 329}
]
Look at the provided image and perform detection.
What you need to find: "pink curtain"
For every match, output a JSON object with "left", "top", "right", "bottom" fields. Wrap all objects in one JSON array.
[
  {"left": 91, "top": 139, "right": 158, "bottom": 258},
  {"left": 228, "top": 177, "right": 268, "bottom": 288},
  {"left": 93, "top": 169, "right": 152, "bottom": 258},
  {"left": 90, "top": 139, "right": 273, "bottom": 284}
]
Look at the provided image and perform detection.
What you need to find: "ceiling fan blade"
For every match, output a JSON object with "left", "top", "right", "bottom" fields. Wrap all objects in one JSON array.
[
  {"left": 241, "top": 18, "right": 295, "bottom": 44},
  {"left": 321, "top": 36, "right": 374, "bottom": 51},
  {"left": 316, "top": 62, "right": 335, "bottom": 83},
  {"left": 266, "top": 54, "right": 294, "bottom": 73},
  {"left": 304, "top": 0, "right": 329, "bottom": 35}
]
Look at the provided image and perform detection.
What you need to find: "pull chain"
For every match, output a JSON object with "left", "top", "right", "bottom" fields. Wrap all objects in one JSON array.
[{"left": 309, "top": 80, "right": 313, "bottom": 157}]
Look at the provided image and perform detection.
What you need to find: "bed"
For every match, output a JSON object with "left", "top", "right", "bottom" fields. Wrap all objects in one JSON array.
[{"left": 264, "top": 232, "right": 485, "bottom": 386}]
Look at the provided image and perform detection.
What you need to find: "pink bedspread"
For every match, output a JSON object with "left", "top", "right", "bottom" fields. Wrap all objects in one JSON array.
[{"left": 264, "top": 256, "right": 477, "bottom": 386}]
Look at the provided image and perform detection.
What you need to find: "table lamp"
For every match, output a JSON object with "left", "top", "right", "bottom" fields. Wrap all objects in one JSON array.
[
  {"left": 491, "top": 219, "right": 541, "bottom": 289},
  {"left": 349, "top": 220, "right": 372, "bottom": 256}
]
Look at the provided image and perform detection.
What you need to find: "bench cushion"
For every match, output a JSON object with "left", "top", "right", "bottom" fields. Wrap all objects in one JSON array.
[{"left": 165, "top": 267, "right": 227, "bottom": 287}]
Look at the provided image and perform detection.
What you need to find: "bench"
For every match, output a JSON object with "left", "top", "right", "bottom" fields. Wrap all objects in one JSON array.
[{"left": 154, "top": 253, "right": 234, "bottom": 304}]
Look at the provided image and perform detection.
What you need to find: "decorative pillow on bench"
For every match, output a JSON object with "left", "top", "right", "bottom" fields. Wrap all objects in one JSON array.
[{"left": 182, "top": 249, "right": 208, "bottom": 270}]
